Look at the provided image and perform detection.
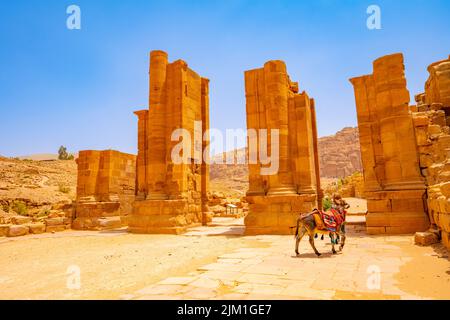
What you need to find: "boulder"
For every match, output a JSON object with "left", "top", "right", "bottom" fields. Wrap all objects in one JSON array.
[
  {"left": 0, "top": 224, "right": 10, "bottom": 237},
  {"left": 44, "top": 217, "right": 65, "bottom": 226},
  {"left": 11, "top": 215, "right": 32, "bottom": 225},
  {"left": 414, "top": 231, "right": 439, "bottom": 246},
  {"left": 26, "top": 223, "right": 46, "bottom": 234},
  {"left": 7, "top": 225, "right": 29, "bottom": 237}
]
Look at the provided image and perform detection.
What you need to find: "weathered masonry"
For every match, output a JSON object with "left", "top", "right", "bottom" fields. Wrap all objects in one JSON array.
[
  {"left": 244, "top": 60, "right": 322, "bottom": 234},
  {"left": 129, "top": 50, "right": 211, "bottom": 234},
  {"left": 74, "top": 150, "right": 136, "bottom": 230},
  {"left": 350, "top": 53, "right": 436, "bottom": 235}
]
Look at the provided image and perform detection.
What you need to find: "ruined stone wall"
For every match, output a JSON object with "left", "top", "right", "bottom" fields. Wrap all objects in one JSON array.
[
  {"left": 74, "top": 150, "right": 136, "bottom": 230},
  {"left": 130, "top": 51, "right": 210, "bottom": 234},
  {"left": 412, "top": 55, "right": 450, "bottom": 249},
  {"left": 244, "top": 60, "right": 320, "bottom": 235},
  {"left": 350, "top": 53, "right": 429, "bottom": 234}
]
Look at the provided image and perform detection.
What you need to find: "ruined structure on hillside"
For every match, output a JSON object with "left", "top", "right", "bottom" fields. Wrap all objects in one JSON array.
[
  {"left": 350, "top": 53, "right": 432, "bottom": 235},
  {"left": 129, "top": 50, "right": 211, "bottom": 234},
  {"left": 412, "top": 55, "right": 450, "bottom": 249},
  {"left": 73, "top": 150, "right": 136, "bottom": 230},
  {"left": 244, "top": 60, "right": 321, "bottom": 234}
]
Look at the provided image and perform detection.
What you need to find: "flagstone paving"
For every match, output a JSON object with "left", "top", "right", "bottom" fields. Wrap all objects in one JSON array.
[{"left": 126, "top": 222, "right": 450, "bottom": 300}]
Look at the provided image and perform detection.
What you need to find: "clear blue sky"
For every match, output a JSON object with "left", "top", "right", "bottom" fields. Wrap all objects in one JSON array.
[{"left": 0, "top": 0, "right": 449, "bottom": 157}]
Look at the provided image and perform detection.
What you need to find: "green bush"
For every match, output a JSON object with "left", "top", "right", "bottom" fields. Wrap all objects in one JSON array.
[
  {"left": 323, "top": 197, "right": 332, "bottom": 211},
  {"left": 12, "top": 201, "right": 28, "bottom": 216}
]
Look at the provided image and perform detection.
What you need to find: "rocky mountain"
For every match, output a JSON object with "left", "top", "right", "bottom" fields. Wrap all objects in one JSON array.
[
  {"left": 209, "top": 127, "right": 363, "bottom": 196},
  {"left": 0, "top": 127, "right": 362, "bottom": 207},
  {"left": 318, "top": 127, "right": 362, "bottom": 178}
]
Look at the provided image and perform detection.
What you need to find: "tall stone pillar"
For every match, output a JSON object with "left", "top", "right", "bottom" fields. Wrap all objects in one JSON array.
[
  {"left": 201, "top": 78, "right": 211, "bottom": 225},
  {"left": 244, "top": 60, "right": 319, "bottom": 235},
  {"left": 130, "top": 50, "right": 210, "bottom": 234},
  {"left": 263, "top": 61, "right": 297, "bottom": 195},
  {"left": 147, "top": 50, "right": 169, "bottom": 200},
  {"left": 349, "top": 75, "right": 384, "bottom": 192},
  {"left": 293, "top": 93, "right": 317, "bottom": 194},
  {"left": 245, "top": 68, "right": 267, "bottom": 196},
  {"left": 350, "top": 53, "right": 428, "bottom": 234},
  {"left": 310, "top": 99, "right": 323, "bottom": 210},
  {"left": 134, "top": 110, "right": 148, "bottom": 200},
  {"left": 372, "top": 54, "right": 424, "bottom": 190}
]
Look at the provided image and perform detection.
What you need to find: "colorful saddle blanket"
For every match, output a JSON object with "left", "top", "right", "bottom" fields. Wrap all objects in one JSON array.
[{"left": 319, "top": 209, "right": 345, "bottom": 232}]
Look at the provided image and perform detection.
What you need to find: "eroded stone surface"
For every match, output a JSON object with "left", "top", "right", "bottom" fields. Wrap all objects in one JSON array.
[
  {"left": 350, "top": 53, "right": 428, "bottom": 234},
  {"left": 130, "top": 51, "right": 210, "bottom": 234},
  {"left": 413, "top": 55, "right": 450, "bottom": 250},
  {"left": 244, "top": 60, "right": 321, "bottom": 234},
  {"left": 74, "top": 150, "right": 136, "bottom": 230}
]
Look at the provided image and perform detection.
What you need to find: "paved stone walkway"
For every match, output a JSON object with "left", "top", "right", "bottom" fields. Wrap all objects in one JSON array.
[{"left": 123, "top": 219, "right": 450, "bottom": 300}]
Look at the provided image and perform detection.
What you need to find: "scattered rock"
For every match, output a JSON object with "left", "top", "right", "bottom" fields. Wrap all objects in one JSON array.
[
  {"left": 415, "top": 231, "right": 439, "bottom": 246},
  {"left": 98, "top": 217, "right": 122, "bottom": 229}
]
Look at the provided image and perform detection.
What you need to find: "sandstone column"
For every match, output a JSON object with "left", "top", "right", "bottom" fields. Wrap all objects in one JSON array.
[
  {"left": 130, "top": 51, "right": 210, "bottom": 234},
  {"left": 349, "top": 75, "right": 384, "bottom": 192},
  {"left": 134, "top": 110, "right": 148, "bottom": 200},
  {"left": 245, "top": 60, "right": 319, "bottom": 235},
  {"left": 350, "top": 53, "right": 428, "bottom": 234},
  {"left": 201, "top": 78, "right": 211, "bottom": 225},
  {"left": 263, "top": 61, "right": 296, "bottom": 195},
  {"left": 293, "top": 93, "right": 317, "bottom": 194},
  {"left": 245, "top": 68, "right": 267, "bottom": 196},
  {"left": 372, "top": 54, "right": 424, "bottom": 190},
  {"left": 147, "top": 50, "right": 169, "bottom": 200},
  {"left": 310, "top": 99, "right": 323, "bottom": 209}
]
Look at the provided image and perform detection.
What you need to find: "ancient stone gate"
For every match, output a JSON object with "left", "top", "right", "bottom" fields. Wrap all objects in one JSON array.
[{"left": 73, "top": 50, "right": 449, "bottom": 246}]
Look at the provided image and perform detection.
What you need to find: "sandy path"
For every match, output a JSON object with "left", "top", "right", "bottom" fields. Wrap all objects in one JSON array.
[{"left": 0, "top": 230, "right": 265, "bottom": 300}]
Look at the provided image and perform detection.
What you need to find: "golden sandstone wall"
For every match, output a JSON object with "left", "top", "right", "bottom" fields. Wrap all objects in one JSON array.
[
  {"left": 350, "top": 53, "right": 429, "bottom": 235},
  {"left": 130, "top": 50, "right": 210, "bottom": 234},
  {"left": 74, "top": 150, "right": 136, "bottom": 230},
  {"left": 244, "top": 60, "right": 321, "bottom": 235},
  {"left": 412, "top": 55, "right": 450, "bottom": 249}
]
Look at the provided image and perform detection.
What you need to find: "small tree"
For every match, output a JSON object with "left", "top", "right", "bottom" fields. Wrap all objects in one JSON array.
[
  {"left": 323, "top": 197, "right": 332, "bottom": 211},
  {"left": 58, "top": 146, "right": 69, "bottom": 160}
]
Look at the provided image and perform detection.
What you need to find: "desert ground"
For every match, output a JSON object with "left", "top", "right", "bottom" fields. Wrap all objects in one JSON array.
[
  {"left": 0, "top": 131, "right": 447, "bottom": 300},
  {"left": 1, "top": 217, "right": 449, "bottom": 300}
]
